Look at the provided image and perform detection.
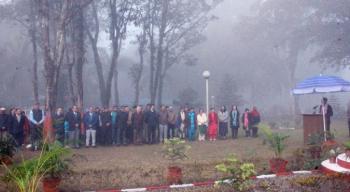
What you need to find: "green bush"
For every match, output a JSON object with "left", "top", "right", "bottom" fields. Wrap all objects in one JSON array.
[
  {"left": 162, "top": 138, "right": 190, "bottom": 164},
  {"left": 216, "top": 155, "right": 256, "bottom": 192}
]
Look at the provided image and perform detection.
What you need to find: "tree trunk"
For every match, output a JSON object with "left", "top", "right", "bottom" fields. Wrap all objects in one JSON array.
[
  {"left": 148, "top": 0, "right": 156, "bottom": 104},
  {"left": 74, "top": 2, "right": 85, "bottom": 110},
  {"left": 153, "top": 0, "right": 169, "bottom": 107},
  {"left": 29, "top": 0, "right": 39, "bottom": 104},
  {"left": 67, "top": 61, "right": 76, "bottom": 105},
  {"left": 39, "top": 0, "right": 69, "bottom": 141},
  {"left": 114, "top": 69, "right": 119, "bottom": 106}
]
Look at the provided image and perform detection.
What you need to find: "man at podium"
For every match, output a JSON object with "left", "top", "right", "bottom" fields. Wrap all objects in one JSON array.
[{"left": 319, "top": 97, "right": 333, "bottom": 132}]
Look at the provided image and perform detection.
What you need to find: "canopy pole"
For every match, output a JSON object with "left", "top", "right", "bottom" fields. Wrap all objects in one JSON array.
[{"left": 322, "top": 105, "right": 327, "bottom": 142}]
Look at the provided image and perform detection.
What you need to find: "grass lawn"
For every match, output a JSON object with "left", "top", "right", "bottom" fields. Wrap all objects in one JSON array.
[{"left": 4, "top": 120, "right": 350, "bottom": 191}]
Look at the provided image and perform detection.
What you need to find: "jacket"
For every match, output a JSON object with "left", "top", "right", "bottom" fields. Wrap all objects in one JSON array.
[
  {"left": 65, "top": 111, "right": 82, "bottom": 131},
  {"left": 83, "top": 112, "right": 99, "bottom": 130}
]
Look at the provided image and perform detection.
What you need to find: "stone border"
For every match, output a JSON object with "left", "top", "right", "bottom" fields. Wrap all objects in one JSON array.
[{"left": 86, "top": 170, "right": 316, "bottom": 192}]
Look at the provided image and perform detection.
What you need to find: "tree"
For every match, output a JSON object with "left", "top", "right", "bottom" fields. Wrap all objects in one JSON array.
[
  {"left": 86, "top": 0, "right": 136, "bottom": 107},
  {"left": 138, "top": 0, "right": 221, "bottom": 106},
  {"left": 216, "top": 74, "right": 243, "bottom": 107},
  {"left": 1, "top": 0, "right": 40, "bottom": 103}
]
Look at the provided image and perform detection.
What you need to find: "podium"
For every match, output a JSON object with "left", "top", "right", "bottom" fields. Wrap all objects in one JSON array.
[{"left": 302, "top": 114, "right": 323, "bottom": 144}]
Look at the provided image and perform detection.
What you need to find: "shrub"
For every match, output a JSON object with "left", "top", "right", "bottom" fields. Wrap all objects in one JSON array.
[{"left": 216, "top": 155, "right": 256, "bottom": 192}]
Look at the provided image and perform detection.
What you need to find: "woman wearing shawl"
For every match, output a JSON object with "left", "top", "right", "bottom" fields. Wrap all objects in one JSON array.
[
  {"left": 197, "top": 109, "right": 207, "bottom": 141},
  {"left": 187, "top": 108, "right": 196, "bottom": 141},
  {"left": 218, "top": 106, "right": 229, "bottom": 139},
  {"left": 208, "top": 108, "right": 218, "bottom": 141},
  {"left": 230, "top": 105, "right": 240, "bottom": 139},
  {"left": 242, "top": 108, "right": 251, "bottom": 137}
]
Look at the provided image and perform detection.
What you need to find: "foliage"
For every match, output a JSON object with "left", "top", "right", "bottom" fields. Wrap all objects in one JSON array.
[
  {"left": 41, "top": 142, "right": 71, "bottom": 179},
  {"left": 307, "top": 133, "right": 323, "bottom": 146},
  {"left": 291, "top": 175, "right": 322, "bottom": 188},
  {"left": 260, "top": 125, "right": 289, "bottom": 159},
  {"left": 0, "top": 133, "right": 17, "bottom": 158},
  {"left": 162, "top": 138, "right": 190, "bottom": 164},
  {"left": 216, "top": 155, "right": 256, "bottom": 192},
  {"left": 343, "top": 141, "right": 350, "bottom": 150},
  {"left": 3, "top": 141, "right": 71, "bottom": 192}
]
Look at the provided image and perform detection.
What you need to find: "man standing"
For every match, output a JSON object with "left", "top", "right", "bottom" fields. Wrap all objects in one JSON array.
[
  {"left": 53, "top": 108, "right": 65, "bottom": 144},
  {"left": 83, "top": 107, "right": 99, "bottom": 147},
  {"left": 319, "top": 97, "right": 333, "bottom": 133},
  {"left": 65, "top": 105, "right": 81, "bottom": 148},
  {"left": 100, "top": 108, "right": 112, "bottom": 145},
  {"left": 118, "top": 106, "right": 128, "bottom": 145},
  {"left": 146, "top": 105, "right": 158, "bottom": 144},
  {"left": 0, "top": 108, "right": 11, "bottom": 139},
  {"left": 28, "top": 103, "right": 45, "bottom": 150},
  {"left": 178, "top": 107, "right": 187, "bottom": 139},
  {"left": 159, "top": 105, "right": 168, "bottom": 143},
  {"left": 111, "top": 106, "right": 118, "bottom": 145},
  {"left": 132, "top": 105, "right": 144, "bottom": 145},
  {"left": 10, "top": 108, "right": 25, "bottom": 147},
  {"left": 167, "top": 106, "right": 177, "bottom": 139}
]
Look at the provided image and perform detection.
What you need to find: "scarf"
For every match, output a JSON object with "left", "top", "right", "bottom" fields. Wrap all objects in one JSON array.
[
  {"left": 244, "top": 112, "right": 249, "bottom": 128},
  {"left": 231, "top": 111, "right": 238, "bottom": 126}
]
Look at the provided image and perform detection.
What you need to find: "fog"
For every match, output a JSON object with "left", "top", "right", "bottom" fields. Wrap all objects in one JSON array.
[{"left": 1, "top": 0, "right": 349, "bottom": 123}]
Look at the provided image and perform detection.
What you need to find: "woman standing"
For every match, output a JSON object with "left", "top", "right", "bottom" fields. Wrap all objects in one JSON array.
[
  {"left": 187, "top": 108, "right": 196, "bottom": 141},
  {"left": 242, "top": 108, "right": 251, "bottom": 137},
  {"left": 197, "top": 109, "right": 207, "bottom": 141},
  {"left": 218, "top": 106, "right": 229, "bottom": 139},
  {"left": 230, "top": 105, "right": 240, "bottom": 139},
  {"left": 208, "top": 108, "right": 218, "bottom": 141}
]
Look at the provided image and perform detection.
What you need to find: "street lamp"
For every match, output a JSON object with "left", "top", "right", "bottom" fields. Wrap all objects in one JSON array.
[{"left": 202, "top": 70, "right": 210, "bottom": 115}]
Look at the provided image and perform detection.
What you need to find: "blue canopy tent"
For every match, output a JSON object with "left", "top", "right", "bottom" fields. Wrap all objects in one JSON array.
[{"left": 292, "top": 74, "right": 350, "bottom": 141}]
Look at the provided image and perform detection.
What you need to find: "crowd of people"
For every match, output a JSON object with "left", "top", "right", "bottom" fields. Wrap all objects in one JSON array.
[{"left": 0, "top": 103, "right": 261, "bottom": 150}]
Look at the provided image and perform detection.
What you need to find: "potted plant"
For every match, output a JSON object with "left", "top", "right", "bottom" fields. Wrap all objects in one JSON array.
[
  {"left": 328, "top": 147, "right": 341, "bottom": 164},
  {"left": 41, "top": 143, "right": 71, "bottom": 192},
  {"left": 261, "top": 125, "right": 289, "bottom": 174},
  {"left": 3, "top": 142, "right": 69, "bottom": 192},
  {"left": 344, "top": 141, "right": 350, "bottom": 159},
  {"left": 162, "top": 138, "right": 190, "bottom": 184},
  {"left": 0, "top": 134, "right": 17, "bottom": 165}
]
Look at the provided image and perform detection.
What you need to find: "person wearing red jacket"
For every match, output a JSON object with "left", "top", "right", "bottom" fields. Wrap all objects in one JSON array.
[{"left": 208, "top": 108, "right": 218, "bottom": 141}]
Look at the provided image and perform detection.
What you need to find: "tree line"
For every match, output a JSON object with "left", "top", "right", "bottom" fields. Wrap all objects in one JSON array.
[{"left": 0, "top": 0, "right": 221, "bottom": 116}]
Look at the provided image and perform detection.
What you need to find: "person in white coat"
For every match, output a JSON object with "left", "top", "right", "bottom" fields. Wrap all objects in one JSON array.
[{"left": 197, "top": 109, "right": 208, "bottom": 141}]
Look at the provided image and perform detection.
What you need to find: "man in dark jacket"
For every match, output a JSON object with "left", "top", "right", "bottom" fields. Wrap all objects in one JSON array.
[
  {"left": 320, "top": 97, "right": 333, "bottom": 133},
  {"left": 11, "top": 108, "right": 25, "bottom": 147},
  {"left": 145, "top": 105, "right": 158, "bottom": 144},
  {"left": 65, "top": 105, "right": 81, "bottom": 148},
  {"left": 118, "top": 106, "right": 129, "bottom": 145},
  {"left": 0, "top": 108, "right": 11, "bottom": 139},
  {"left": 100, "top": 108, "right": 112, "bottom": 145},
  {"left": 83, "top": 106, "right": 99, "bottom": 147}
]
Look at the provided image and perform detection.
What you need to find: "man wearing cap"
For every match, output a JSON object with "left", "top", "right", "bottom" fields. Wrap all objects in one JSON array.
[
  {"left": 28, "top": 103, "right": 45, "bottom": 150},
  {"left": 0, "top": 107, "right": 11, "bottom": 138}
]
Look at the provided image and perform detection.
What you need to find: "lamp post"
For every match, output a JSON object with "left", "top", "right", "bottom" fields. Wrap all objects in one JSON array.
[{"left": 202, "top": 70, "right": 210, "bottom": 115}]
